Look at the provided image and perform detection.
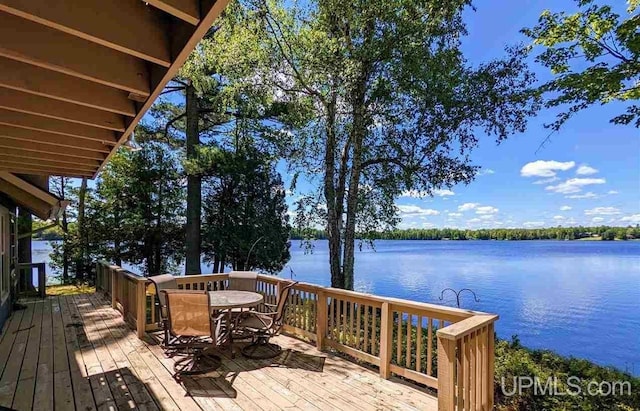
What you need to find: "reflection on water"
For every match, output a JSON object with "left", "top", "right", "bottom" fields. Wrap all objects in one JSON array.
[{"left": 33, "top": 239, "right": 640, "bottom": 374}]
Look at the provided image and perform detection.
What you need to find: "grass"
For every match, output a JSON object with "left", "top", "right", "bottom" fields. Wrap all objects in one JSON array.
[{"left": 46, "top": 284, "right": 96, "bottom": 296}]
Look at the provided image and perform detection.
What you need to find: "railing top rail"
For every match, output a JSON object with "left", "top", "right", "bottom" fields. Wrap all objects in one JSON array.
[
  {"left": 256, "top": 274, "right": 488, "bottom": 320},
  {"left": 437, "top": 314, "right": 499, "bottom": 341},
  {"left": 97, "top": 261, "right": 494, "bottom": 322}
]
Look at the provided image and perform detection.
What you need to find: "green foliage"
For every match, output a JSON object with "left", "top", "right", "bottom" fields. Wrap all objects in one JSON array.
[
  {"left": 252, "top": 0, "right": 539, "bottom": 289},
  {"left": 291, "top": 225, "right": 640, "bottom": 241},
  {"left": 495, "top": 337, "right": 640, "bottom": 410},
  {"left": 96, "top": 134, "right": 185, "bottom": 275},
  {"left": 523, "top": 0, "right": 640, "bottom": 129},
  {"left": 200, "top": 143, "right": 291, "bottom": 274}
]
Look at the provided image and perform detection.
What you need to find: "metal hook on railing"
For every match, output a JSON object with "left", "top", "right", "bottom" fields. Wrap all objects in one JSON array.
[{"left": 439, "top": 288, "right": 480, "bottom": 308}]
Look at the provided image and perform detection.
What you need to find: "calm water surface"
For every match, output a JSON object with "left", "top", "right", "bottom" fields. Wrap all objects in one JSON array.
[{"left": 33, "top": 239, "right": 640, "bottom": 374}]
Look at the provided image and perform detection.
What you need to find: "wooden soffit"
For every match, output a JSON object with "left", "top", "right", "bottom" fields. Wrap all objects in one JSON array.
[
  {"left": 0, "top": 171, "right": 69, "bottom": 220},
  {"left": 0, "top": 0, "right": 231, "bottom": 178}
]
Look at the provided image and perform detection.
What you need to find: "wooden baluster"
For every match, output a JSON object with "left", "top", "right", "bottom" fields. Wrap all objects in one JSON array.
[
  {"left": 427, "top": 318, "right": 433, "bottom": 376},
  {"left": 348, "top": 301, "right": 354, "bottom": 346},
  {"left": 416, "top": 316, "right": 422, "bottom": 373},
  {"left": 372, "top": 307, "right": 377, "bottom": 355},
  {"left": 339, "top": 299, "right": 345, "bottom": 344},
  {"left": 356, "top": 302, "right": 362, "bottom": 350},
  {"left": 470, "top": 331, "right": 477, "bottom": 411},
  {"left": 478, "top": 327, "right": 485, "bottom": 409},
  {"left": 406, "top": 313, "right": 412, "bottom": 368},
  {"left": 328, "top": 297, "right": 334, "bottom": 340},
  {"left": 363, "top": 305, "right": 370, "bottom": 353},
  {"left": 396, "top": 311, "right": 402, "bottom": 365}
]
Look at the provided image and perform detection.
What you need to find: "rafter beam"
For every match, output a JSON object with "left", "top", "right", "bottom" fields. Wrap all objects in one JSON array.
[
  {"left": 0, "top": 157, "right": 97, "bottom": 172},
  {"left": 0, "top": 109, "right": 118, "bottom": 143},
  {"left": 0, "top": 139, "right": 106, "bottom": 160},
  {"left": 0, "top": 165, "right": 94, "bottom": 178},
  {"left": 0, "top": 58, "right": 136, "bottom": 116},
  {"left": 0, "top": 126, "right": 111, "bottom": 152},
  {"left": 0, "top": 13, "right": 151, "bottom": 96},
  {"left": 0, "top": 149, "right": 101, "bottom": 167},
  {"left": 0, "top": 89, "right": 126, "bottom": 131},
  {"left": 144, "top": 0, "right": 200, "bottom": 25},
  {"left": 0, "top": 0, "right": 173, "bottom": 67}
]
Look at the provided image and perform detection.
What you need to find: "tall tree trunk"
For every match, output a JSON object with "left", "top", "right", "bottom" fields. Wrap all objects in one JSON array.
[
  {"left": 342, "top": 74, "right": 369, "bottom": 291},
  {"left": 76, "top": 177, "right": 88, "bottom": 283},
  {"left": 60, "top": 178, "right": 69, "bottom": 284},
  {"left": 324, "top": 96, "right": 344, "bottom": 289},
  {"left": 185, "top": 83, "right": 202, "bottom": 275}
]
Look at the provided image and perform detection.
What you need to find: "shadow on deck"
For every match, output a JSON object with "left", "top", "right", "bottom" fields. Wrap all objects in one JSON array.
[{"left": 0, "top": 294, "right": 438, "bottom": 410}]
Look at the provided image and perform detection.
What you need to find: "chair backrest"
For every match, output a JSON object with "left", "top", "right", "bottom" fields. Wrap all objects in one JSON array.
[
  {"left": 274, "top": 281, "right": 298, "bottom": 325},
  {"left": 163, "top": 290, "right": 211, "bottom": 338},
  {"left": 149, "top": 274, "right": 178, "bottom": 317},
  {"left": 228, "top": 271, "right": 258, "bottom": 292}
]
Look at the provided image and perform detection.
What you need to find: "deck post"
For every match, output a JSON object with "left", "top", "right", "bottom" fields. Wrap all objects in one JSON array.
[
  {"left": 316, "top": 289, "right": 327, "bottom": 350},
  {"left": 110, "top": 267, "right": 117, "bottom": 309},
  {"left": 136, "top": 278, "right": 147, "bottom": 338},
  {"left": 437, "top": 333, "right": 456, "bottom": 411},
  {"left": 379, "top": 302, "right": 393, "bottom": 379}
]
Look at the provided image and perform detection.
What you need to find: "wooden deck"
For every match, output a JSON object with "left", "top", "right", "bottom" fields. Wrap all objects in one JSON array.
[{"left": 0, "top": 293, "right": 438, "bottom": 411}]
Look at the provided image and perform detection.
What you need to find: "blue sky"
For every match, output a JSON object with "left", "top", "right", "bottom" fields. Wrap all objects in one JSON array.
[{"left": 282, "top": 0, "right": 640, "bottom": 229}]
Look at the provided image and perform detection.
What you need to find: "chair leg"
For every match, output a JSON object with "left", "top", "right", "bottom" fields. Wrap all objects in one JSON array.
[
  {"left": 173, "top": 347, "right": 221, "bottom": 377},
  {"left": 241, "top": 335, "right": 282, "bottom": 359}
]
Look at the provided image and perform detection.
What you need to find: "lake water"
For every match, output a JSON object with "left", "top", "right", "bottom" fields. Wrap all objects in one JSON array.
[{"left": 33, "top": 239, "right": 640, "bottom": 375}]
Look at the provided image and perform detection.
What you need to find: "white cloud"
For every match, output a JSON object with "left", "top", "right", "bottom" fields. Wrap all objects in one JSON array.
[
  {"left": 553, "top": 215, "right": 565, "bottom": 220},
  {"left": 397, "top": 205, "right": 440, "bottom": 216},
  {"left": 478, "top": 169, "right": 495, "bottom": 176},
  {"left": 533, "top": 176, "right": 560, "bottom": 185},
  {"left": 559, "top": 206, "right": 572, "bottom": 211},
  {"left": 546, "top": 178, "right": 606, "bottom": 194},
  {"left": 479, "top": 215, "right": 495, "bottom": 220},
  {"left": 607, "top": 190, "right": 619, "bottom": 195},
  {"left": 475, "top": 206, "right": 499, "bottom": 215},
  {"left": 521, "top": 160, "right": 575, "bottom": 177},
  {"left": 523, "top": 221, "right": 545, "bottom": 228},
  {"left": 434, "top": 189, "right": 455, "bottom": 197},
  {"left": 584, "top": 207, "right": 621, "bottom": 216},
  {"left": 565, "top": 192, "right": 598, "bottom": 199},
  {"left": 447, "top": 212, "right": 463, "bottom": 218},
  {"left": 591, "top": 217, "right": 605, "bottom": 223},
  {"left": 400, "top": 188, "right": 454, "bottom": 198},
  {"left": 620, "top": 214, "right": 640, "bottom": 224},
  {"left": 576, "top": 165, "right": 598, "bottom": 175},
  {"left": 467, "top": 218, "right": 482, "bottom": 224},
  {"left": 458, "top": 203, "right": 479, "bottom": 212}
]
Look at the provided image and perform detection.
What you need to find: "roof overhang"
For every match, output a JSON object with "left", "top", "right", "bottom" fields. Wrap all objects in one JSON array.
[
  {"left": 0, "top": 171, "right": 70, "bottom": 220},
  {"left": 0, "top": 0, "right": 231, "bottom": 178}
]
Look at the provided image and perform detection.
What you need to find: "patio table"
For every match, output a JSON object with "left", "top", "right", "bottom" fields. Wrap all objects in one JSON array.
[{"left": 208, "top": 290, "right": 264, "bottom": 352}]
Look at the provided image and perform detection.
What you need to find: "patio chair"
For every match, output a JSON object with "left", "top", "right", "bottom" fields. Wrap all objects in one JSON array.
[
  {"left": 237, "top": 281, "right": 298, "bottom": 359},
  {"left": 227, "top": 271, "right": 258, "bottom": 291},
  {"left": 148, "top": 274, "right": 178, "bottom": 348},
  {"left": 162, "top": 289, "right": 225, "bottom": 376}
]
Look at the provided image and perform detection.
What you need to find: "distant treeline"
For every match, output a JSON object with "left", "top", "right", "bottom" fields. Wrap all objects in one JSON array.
[{"left": 291, "top": 226, "right": 640, "bottom": 241}]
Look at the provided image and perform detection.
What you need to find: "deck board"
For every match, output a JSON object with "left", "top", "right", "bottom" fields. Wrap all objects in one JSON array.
[{"left": 0, "top": 293, "right": 438, "bottom": 410}]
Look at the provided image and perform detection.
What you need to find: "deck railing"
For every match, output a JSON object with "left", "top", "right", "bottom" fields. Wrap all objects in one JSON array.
[{"left": 95, "top": 261, "right": 498, "bottom": 411}]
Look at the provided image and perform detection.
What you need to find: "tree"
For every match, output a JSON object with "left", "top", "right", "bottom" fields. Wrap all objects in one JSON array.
[
  {"left": 255, "top": 0, "right": 538, "bottom": 289},
  {"left": 49, "top": 176, "right": 72, "bottom": 283},
  {"left": 198, "top": 144, "right": 291, "bottom": 273},
  {"left": 523, "top": 0, "right": 640, "bottom": 130},
  {"left": 98, "top": 134, "right": 185, "bottom": 275}
]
